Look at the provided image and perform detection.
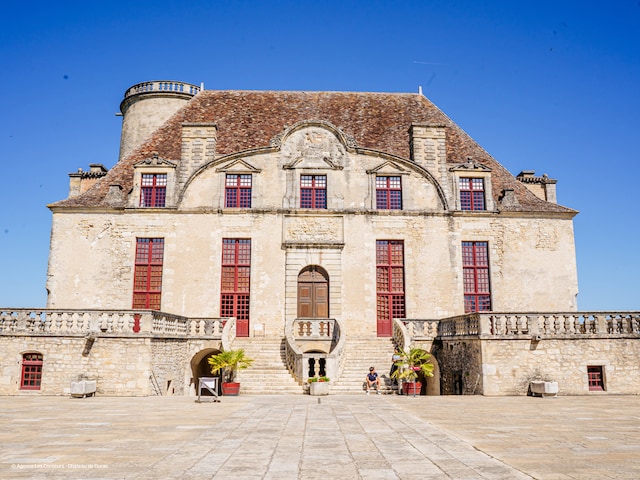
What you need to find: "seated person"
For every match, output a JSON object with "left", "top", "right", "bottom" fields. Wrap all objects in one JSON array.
[{"left": 366, "top": 366, "right": 381, "bottom": 394}]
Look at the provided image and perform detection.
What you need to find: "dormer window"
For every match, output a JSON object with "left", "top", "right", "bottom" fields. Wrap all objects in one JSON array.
[
  {"left": 140, "top": 174, "right": 167, "bottom": 207},
  {"left": 450, "top": 159, "right": 493, "bottom": 212},
  {"left": 376, "top": 176, "right": 402, "bottom": 210},
  {"left": 225, "top": 174, "right": 252, "bottom": 208},
  {"left": 459, "top": 178, "right": 485, "bottom": 211}
]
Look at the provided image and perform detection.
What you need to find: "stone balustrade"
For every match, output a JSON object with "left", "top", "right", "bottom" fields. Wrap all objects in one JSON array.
[
  {"left": 293, "top": 318, "right": 335, "bottom": 339},
  {"left": 438, "top": 312, "right": 640, "bottom": 338},
  {"left": 399, "top": 318, "right": 440, "bottom": 340},
  {"left": 0, "top": 309, "right": 228, "bottom": 339},
  {"left": 123, "top": 80, "right": 201, "bottom": 99}
]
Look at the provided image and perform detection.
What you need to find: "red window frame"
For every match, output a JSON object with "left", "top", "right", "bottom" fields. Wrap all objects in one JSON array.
[
  {"left": 20, "top": 353, "right": 43, "bottom": 390},
  {"left": 132, "top": 238, "right": 164, "bottom": 310},
  {"left": 376, "top": 240, "right": 406, "bottom": 335},
  {"left": 225, "top": 174, "right": 252, "bottom": 208},
  {"left": 459, "top": 178, "right": 485, "bottom": 211},
  {"left": 300, "top": 175, "right": 327, "bottom": 209},
  {"left": 462, "top": 241, "right": 491, "bottom": 312},
  {"left": 140, "top": 174, "right": 167, "bottom": 207},
  {"left": 588, "top": 366, "right": 605, "bottom": 391},
  {"left": 376, "top": 176, "right": 402, "bottom": 210},
  {"left": 221, "top": 239, "right": 251, "bottom": 337}
]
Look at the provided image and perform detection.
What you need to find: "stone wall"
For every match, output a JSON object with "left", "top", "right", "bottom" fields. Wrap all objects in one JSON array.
[
  {"left": 433, "top": 338, "right": 484, "bottom": 395},
  {"left": 0, "top": 336, "right": 152, "bottom": 396},
  {"left": 480, "top": 337, "right": 640, "bottom": 395}
]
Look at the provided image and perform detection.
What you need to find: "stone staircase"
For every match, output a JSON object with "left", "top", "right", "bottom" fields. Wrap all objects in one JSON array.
[
  {"left": 230, "top": 336, "right": 398, "bottom": 395},
  {"left": 233, "top": 337, "right": 305, "bottom": 395},
  {"left": 331, "top": 338, "right": 398, "bottom": 394}
]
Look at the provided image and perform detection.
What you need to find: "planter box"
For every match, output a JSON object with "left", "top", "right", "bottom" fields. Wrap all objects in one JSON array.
[
  {"left": 70, "top": 380, "right": 96, "bottom": 398},
  {"left": 309, "top": 381, "right": 330, "bottom": 396},
  {"left": 402, "top": 381, "right": 422, "bottom": 396},
  {"left": 530, "top": 381, "right": 558, "bottom": 398},
  {"left": 222, "top": 382, "right": 241, "bottom": 396}
]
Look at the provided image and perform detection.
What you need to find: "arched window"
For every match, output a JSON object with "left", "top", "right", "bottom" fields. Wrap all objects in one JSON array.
[
  {"left": 297, "top": 266, "right": 329, "bottom": 318},
  {"left": 21, "top": 353, "right": 43, "bottom": 390}
]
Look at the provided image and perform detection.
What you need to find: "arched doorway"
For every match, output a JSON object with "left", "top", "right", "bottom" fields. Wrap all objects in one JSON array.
[
  {"left": 190, "top": 349, "right": 221, "bottom": 396},
  {"left": 297, "top": 266, "right": 329, "bottom": 318}
]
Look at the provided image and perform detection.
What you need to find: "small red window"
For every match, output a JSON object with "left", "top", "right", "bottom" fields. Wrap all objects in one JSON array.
[
  {"left": 376, "top": 176, "right": 402, "bottom": 210},
  {"left": 225, "top": 174, "right": 252, "bottom": 208},
  {"left": 587, "top": 366, "right": 605, "bottom": 391},
  {"left": 300, "top": 175, "right": 327, "bottom": 209},
  {"left": 460, "top": 178, "right": 485, "bottom": 211},
  {"left": 140, "top": 174, "right": 167, "bottom": 207},
  {"left": 21, "top": 353, "right": 43, "bottom": 390}
]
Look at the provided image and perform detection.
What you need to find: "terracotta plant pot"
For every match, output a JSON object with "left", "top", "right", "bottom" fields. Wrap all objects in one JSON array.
[
  {"left": 222, "top": 382, "right": 240, "bottom": 396},
  {"left": 402, "top": 381, "right": 422, "bottom": 396}
]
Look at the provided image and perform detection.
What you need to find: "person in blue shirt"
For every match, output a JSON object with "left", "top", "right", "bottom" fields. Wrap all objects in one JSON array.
[{"left": 366, "top": 366, "right": 381, "bottom": 394}]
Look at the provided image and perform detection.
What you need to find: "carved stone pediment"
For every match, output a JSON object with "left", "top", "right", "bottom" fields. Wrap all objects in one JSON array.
[
  {"left": 449, "top": 157, "right": 492, "bottom": 172},
  {"left": 366, "top": 161, "right": 409, "bottom": 175},
  {"left": 215, "top": 158, "right": 261, "bottom": 174},
  {"left": 278, "top": 123, "right": 349, "bottom": 170},
  {"left": 134, "top": 153, "right": 177, "bottom": 168}
]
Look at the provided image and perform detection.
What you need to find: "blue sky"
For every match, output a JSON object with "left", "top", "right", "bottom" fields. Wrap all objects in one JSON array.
[{"left": 0, "top": 1, "right": 638, "bottom": 310}]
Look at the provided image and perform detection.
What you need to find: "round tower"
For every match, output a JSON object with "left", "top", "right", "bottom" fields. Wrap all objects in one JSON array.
[{"left": 118, "top": 80, "right": 201, "bottom": 160}]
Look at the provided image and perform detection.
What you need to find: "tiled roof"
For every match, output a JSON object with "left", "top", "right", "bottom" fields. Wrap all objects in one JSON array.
[{"left": 51, "top": 90, "right": 575, "bottom": 214}]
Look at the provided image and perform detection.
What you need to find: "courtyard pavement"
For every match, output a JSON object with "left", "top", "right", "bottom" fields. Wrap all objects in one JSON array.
[{"left": 0, "top": 393, "right": 638, "bottom": 479}]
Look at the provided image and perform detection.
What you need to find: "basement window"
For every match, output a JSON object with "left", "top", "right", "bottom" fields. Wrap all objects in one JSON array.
[
  {"left": 20, "top": 353, "right": 43, "bottom": 390},
  {"left": 587, "top": 365, "right": 605, "bottom": 391}
]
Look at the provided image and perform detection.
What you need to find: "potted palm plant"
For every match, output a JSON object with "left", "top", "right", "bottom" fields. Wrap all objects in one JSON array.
[
  {"left": 207, "top": 349, "right": 254, "bottom": 396},
  {"left": 391, "top": 347, "right": 434, "bottom": 396}
]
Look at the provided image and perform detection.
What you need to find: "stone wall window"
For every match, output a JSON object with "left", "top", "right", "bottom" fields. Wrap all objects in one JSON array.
[
  {"left": 588, "top": 365, "right": 605, "bottom": 391},
  {"left": 300, "top": 175, "right": 326, "bottom": 209},
  {"left": 20, "top": 353, "right": 43, "bottom": 390},
  {"left": 140, "top": 173, "right": 167, "bottom": 207},
  {"left": 459, "top": 178, "right": 485, "bottom": 211},
  {"left": 376, "top": 240, "right": 405, "bottom": 336},
  {"left": 462, "top": 241, "right": 492, "bottom": 312},
  {"left": 221, "top": 239, "right": 251, "bottom": 337},
  {"left": 225, "top": 174, "right": 252, "bottom": 208},
  {"left": 132, "top": 238, "right": 164, "bottom": 310},
  {"left": 376, "top": 176, "right": 402, "bottom": 210}
]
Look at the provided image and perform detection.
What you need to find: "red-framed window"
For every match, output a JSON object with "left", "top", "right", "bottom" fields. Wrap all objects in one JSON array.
[
  {"left": 140, "top": 174, "right": 167, "bottom": 207},
  {"left": 300, "top": 175, "right": 327, "bottom": 209},
  {"left": 376, "top": 240, "right": 405, "bottom": 336},
  {"left": 132, "top": 238, "right": 164, "bottom": 310},
  {"left": 376, "top": 176, "right": 402, "bottom": 210},
  {"left": 20, "top": 353, "right": 43, "bottom": 390},
  {"left": 459, "top": 178, "right": 485, "bottom": 211},
  {"left": 225, "top": 174, "right": 252, "bottom": 208},
  {"left": 221, "top": 239, "right": 251, "bottom": 336},
  {"left": 462, "top": 241, "right": 491, "bottom": 312},
  {"left": 588, "top": 366, "right": 605, "bottom": 391}
]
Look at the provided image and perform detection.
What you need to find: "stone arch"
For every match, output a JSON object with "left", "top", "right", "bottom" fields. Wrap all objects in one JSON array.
[{"left": 190, "top": 348, "right": 222, "bottom": 396}]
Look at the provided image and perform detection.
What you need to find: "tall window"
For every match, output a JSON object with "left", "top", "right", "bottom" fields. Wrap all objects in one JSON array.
[
  {"left": 140, "top": 174, "right": 167, "bottom": 207},
  {"left": 376, "top": 240, "right": 405, "bottom": 336},
  {"left": 20, "top": 353, "right": 43, "bottom": 390},
  {"left": 462, "top": 241, "right": 491, "bottom": 312},
  {"left": 225, "top": 174, "right": 252, "bottom": 208},
  {"left": 133, "top": 238, "right": 164, "bottom": 310},
  {"left": 376, "top": 176, "right": 402, "bottom": 210},
  {"left": 459, "top": 178, "right": 485, "bottom": 211},
  {"left": 221, "top": 239, "right": 251, "bottom": 336},
  {"left": 300, "top": 175, "right": 327, "bottom": 209}
]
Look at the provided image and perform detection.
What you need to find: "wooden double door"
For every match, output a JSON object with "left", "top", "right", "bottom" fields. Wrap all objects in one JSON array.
[{"left": 297, "top": 267, "right": 329, "bottom": 318}]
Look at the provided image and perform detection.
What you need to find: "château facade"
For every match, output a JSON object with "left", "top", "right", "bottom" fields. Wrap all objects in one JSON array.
[{"left": 1, "top": 81, "right": 638, "bottom": 397}]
